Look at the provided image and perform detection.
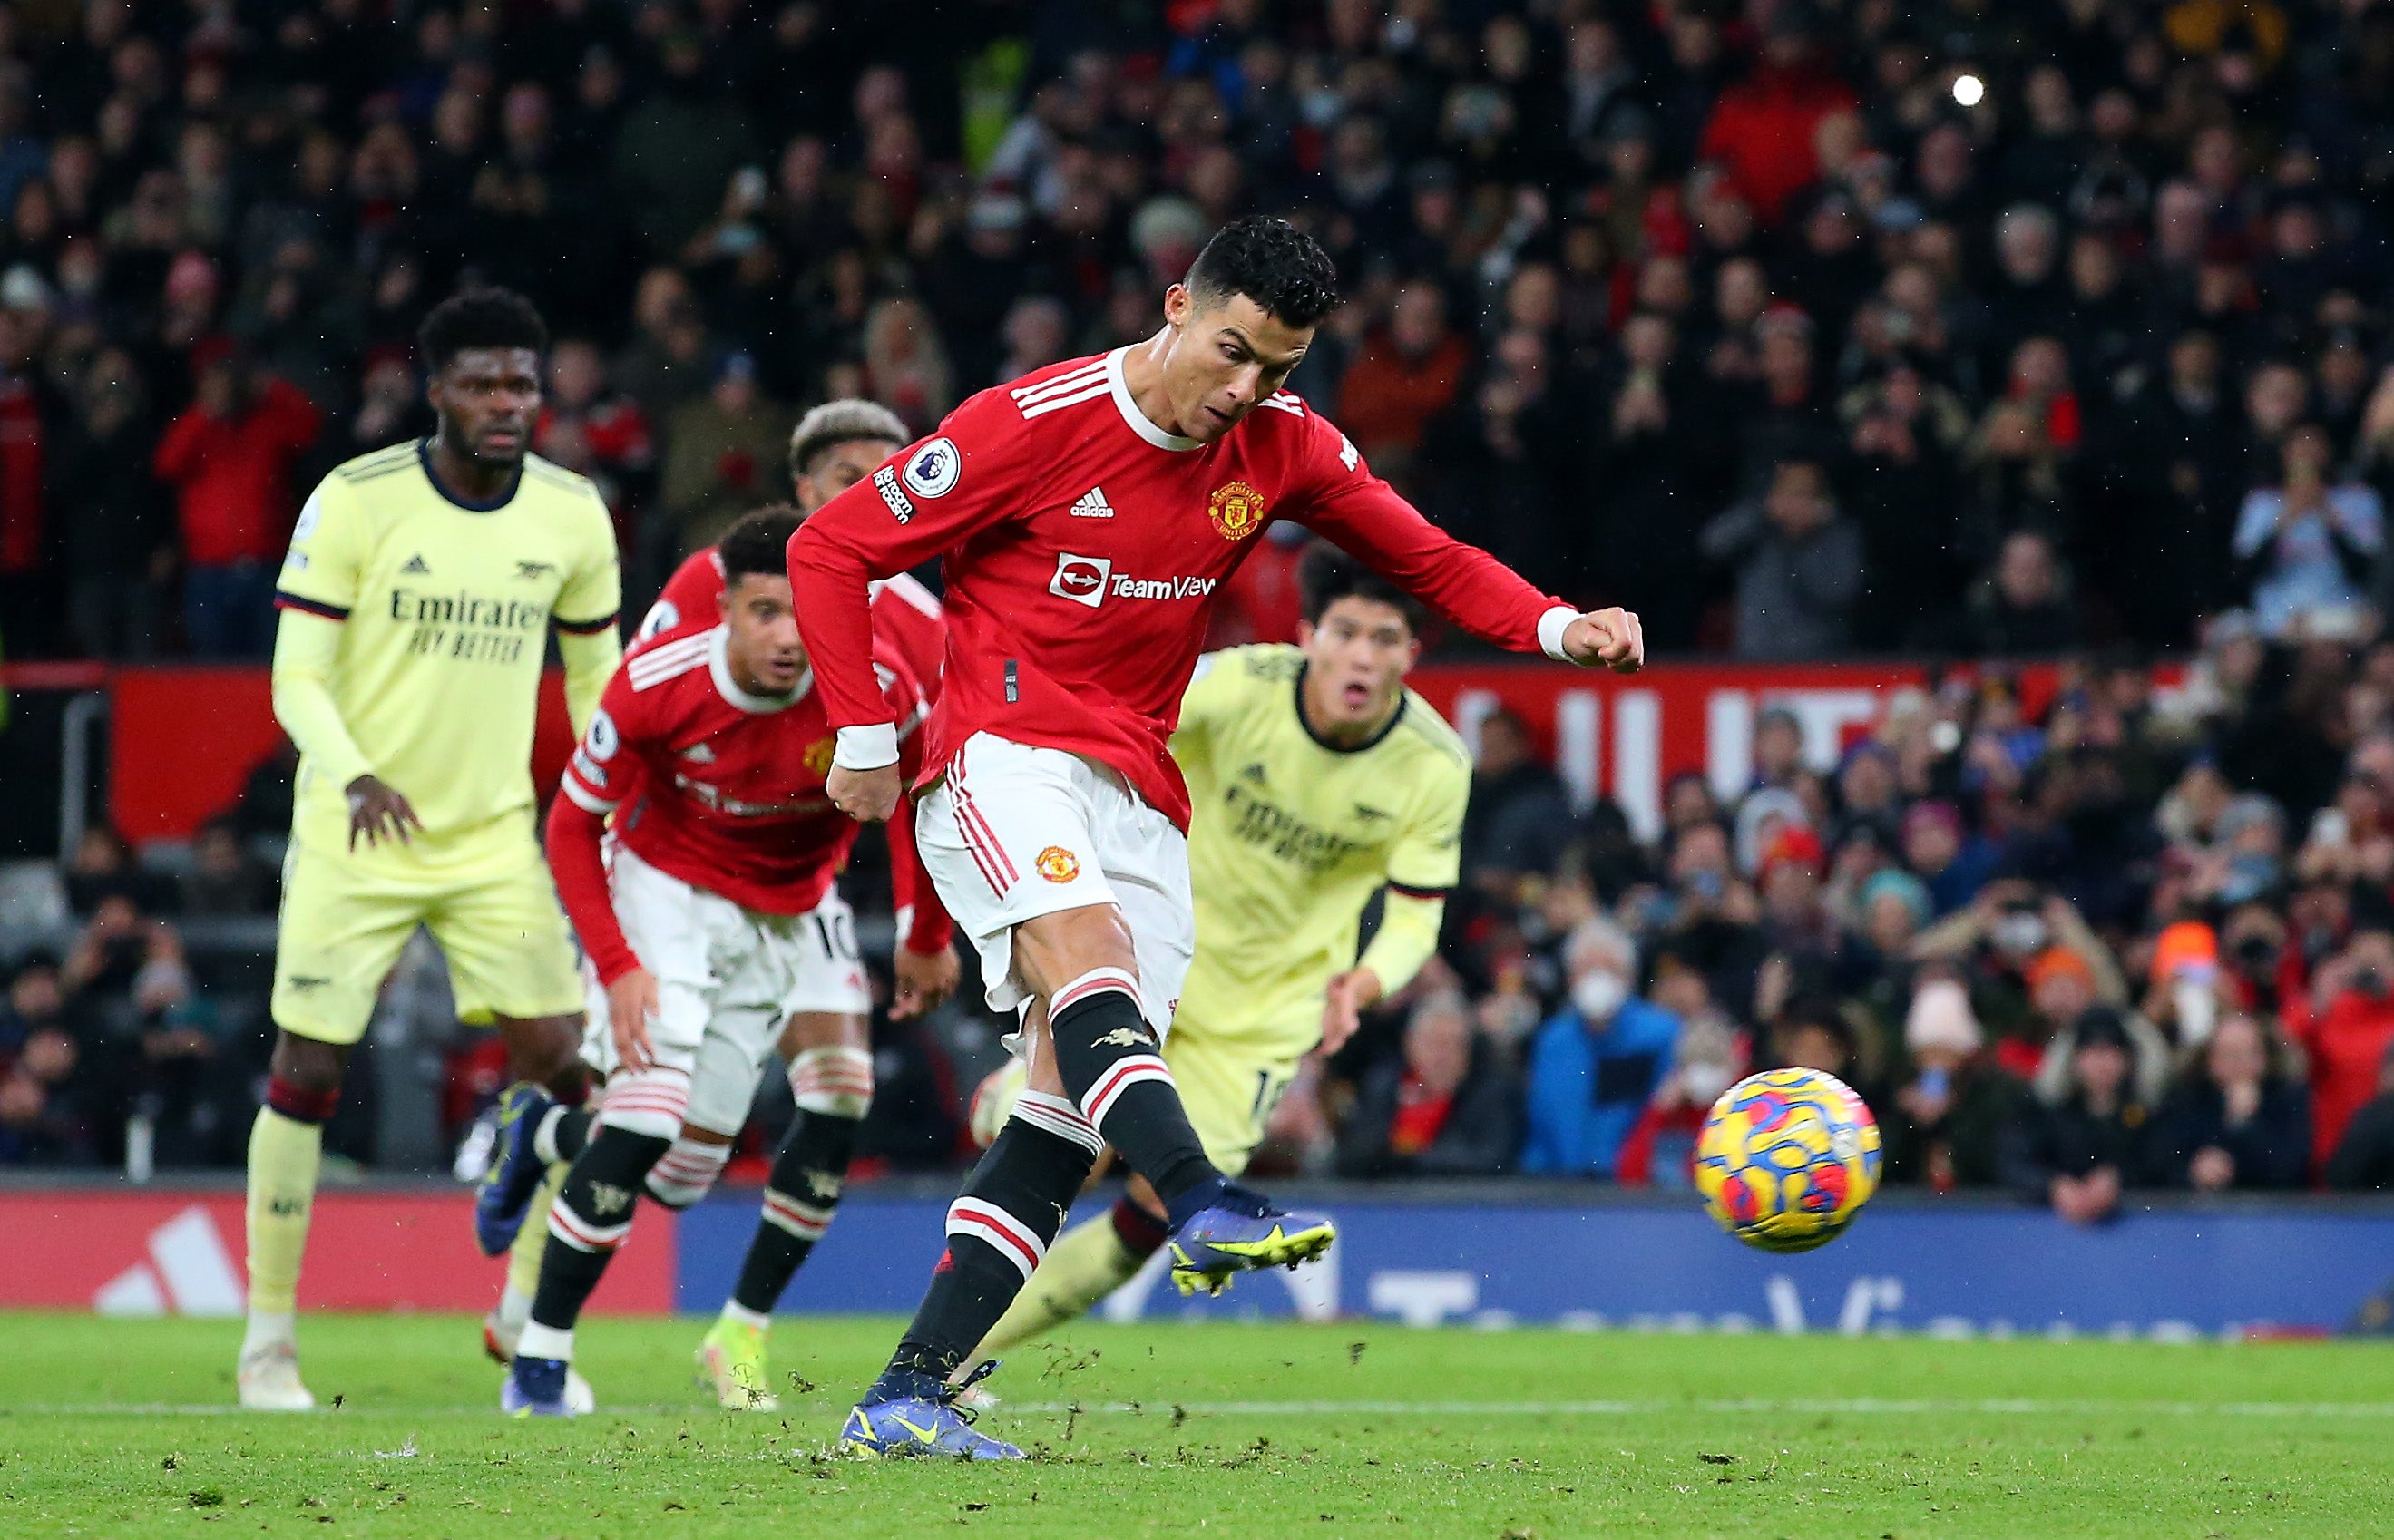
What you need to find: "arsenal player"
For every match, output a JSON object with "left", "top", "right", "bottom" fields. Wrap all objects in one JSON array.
[
  {"left": 789, "top": 217, "right": 1644, "bottom": 1458},
  {"left": 488, "top": 507, "right": 950, "bottom": 1417},
  {"left": 641, "top": 398, "right": 944, "bottom": 697}
]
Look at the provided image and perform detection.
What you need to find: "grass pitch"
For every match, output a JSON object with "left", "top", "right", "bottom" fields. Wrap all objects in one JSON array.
[{"left": 1, "top": 1312, "right": 2389, "bottom": 1538}]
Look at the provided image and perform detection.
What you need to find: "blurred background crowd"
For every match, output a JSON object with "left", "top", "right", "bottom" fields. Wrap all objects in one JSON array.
[{"left": 6, "top": 0, "right": 2394, "bottom": 1211}]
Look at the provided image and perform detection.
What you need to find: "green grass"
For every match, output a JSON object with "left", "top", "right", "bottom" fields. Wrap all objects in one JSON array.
[{"left": 1, "top": 1313, "right": 2389, "bottom": 1538}]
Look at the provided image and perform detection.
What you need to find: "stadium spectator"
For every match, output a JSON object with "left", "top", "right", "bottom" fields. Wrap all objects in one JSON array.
[
  {"left": 151, "top": 351, "right": 321, "bottom": 658},
  {"left": 1999, "top": 1008, "right": 2148, "bottom": 1223},
  {"left": 1699, "top": 457, "right": 1863, "bottom": 659},
  {"left": 2284, "top": 928, "right": 2394, "bottom": 1174},
  {"left": 2231, "top": 425, "right": 2384, "bottom": 639},
  {"left": 2141, "top": 1013, "right": 2312, "bottom": 1191},
  {"left": 2326, "top": 1041, "right": 2394, "bottom": 1192},
  {"left": 657, "top": 351, "right": 788, "bottom": 558},
  {"left": 0, "top": 954, "right": 100, "bottom": 1167},
  {"left": 1881, "top": 977, "right": 2012, "bottom": 1191},
  {"left": 1520, "top": 921, "right": 1679, "bottom": 1179},
  {"left": 1337, "top": 281, "right": 1469, "bottom": 481},
  {"left": 1335, "top": 993, "right": 1519, "bottom": 1179},
  {"left": 1951, "top": 531, "right": 2081, "bottom": 658},
  {"left": 1458, "top": 708, "right": 1572, "bottom": 893}
]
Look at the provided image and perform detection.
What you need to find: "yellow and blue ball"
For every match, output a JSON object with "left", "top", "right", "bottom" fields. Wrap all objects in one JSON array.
[{"left": 1694, "top": 1067, "right": 1881, "bottom": 1253}]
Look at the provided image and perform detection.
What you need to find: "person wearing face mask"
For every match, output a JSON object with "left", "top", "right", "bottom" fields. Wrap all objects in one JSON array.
[
  {"left": 2283, "top": 926, "right": 2394, "bottom": 1173},
  {"left": 1519, "top": 920, "right": 1681, "bottom": 1177}
]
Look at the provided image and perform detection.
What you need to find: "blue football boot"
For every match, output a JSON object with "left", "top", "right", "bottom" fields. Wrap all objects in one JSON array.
[
  {"left": 1168, "top": 1183, "right": 1336, "bottom": 1297},
  {"left": 474, "top": 1082, "right": 553, "bottom": 1257},
  {"left": 839, "top": 1363, "right": 1021, "bottom": 1460},
  {"left": 502, "top": 1355, "right": 576, "bottom": 1418}
]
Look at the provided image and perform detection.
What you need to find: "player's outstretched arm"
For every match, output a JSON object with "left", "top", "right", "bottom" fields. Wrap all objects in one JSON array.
[{"left": 1293, "top": 416, "right": 1643, "bottom": 673}]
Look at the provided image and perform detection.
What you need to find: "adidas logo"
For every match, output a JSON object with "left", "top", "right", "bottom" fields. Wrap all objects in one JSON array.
[
  {"left": 400, "top": 554, "right": 430, "bottom": 575},
  {"left": 1240, "top": 762, "right": 1267, "bottom": 785},
  {"left": 95, "top": 1206, "right": 244, "bottom": 1317},
  {"left": 1069, "top": 485, "right": 1114, "bottom": 518},
  {"left": 680, "top": 743, "right": 716, "bottom": 763}
]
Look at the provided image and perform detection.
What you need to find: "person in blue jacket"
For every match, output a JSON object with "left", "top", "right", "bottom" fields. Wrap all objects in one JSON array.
[{"left": 1521, "top": 919, "right": 1681, "bottom": 1176}]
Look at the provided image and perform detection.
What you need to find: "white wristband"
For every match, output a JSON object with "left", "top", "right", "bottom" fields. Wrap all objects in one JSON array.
[
  {"left": 1537, "top": 605, "right": 1579, "bottom": 663},
  {"left": 833, "top": 723, "right": 900, "bottom": 771}
]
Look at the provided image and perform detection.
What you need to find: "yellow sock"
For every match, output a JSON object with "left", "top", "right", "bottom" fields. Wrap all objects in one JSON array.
[
  {"left": 244, "top": 1107, "right": 323, "bottom": 1316},
  {"left": 507, "top": 1165, "right": 566, "bottom": 1301},
  {"left": 972, "top": 1214, "right": 1147, "bottom": 1360}
]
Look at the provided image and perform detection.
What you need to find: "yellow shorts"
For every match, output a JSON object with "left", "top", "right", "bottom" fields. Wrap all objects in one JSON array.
[
  {"left": 270, "top": 819, "right": 582, "bottom": 1046},
  {"left": 1165, "top": 984, "right": 1324, "bottom": 1178}
]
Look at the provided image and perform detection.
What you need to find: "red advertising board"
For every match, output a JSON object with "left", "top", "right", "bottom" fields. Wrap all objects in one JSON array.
[
  {"left": 0, "top": 1189, "right": 673, "bottom": 1315},
  {"left": 100, "top": 657, "right": 2145, "bottom": 843},
  {"left": 108, "top": 668, "right": 579, "bottom": 843}
]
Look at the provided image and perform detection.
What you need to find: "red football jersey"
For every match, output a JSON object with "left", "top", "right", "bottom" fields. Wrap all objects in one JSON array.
[
  {"left": 550, "top": 620, "right": 940, "bottom": 984},
  {"left": 787, "top": 347, "right": 1577, "bottom": 828},
  {"left": 643, "top": 547, "right": 947, "bottom": 704}
]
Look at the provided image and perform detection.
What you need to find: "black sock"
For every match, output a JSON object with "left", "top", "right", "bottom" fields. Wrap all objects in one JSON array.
[
  {"left": 530, "top": 1126, "right": 669, "bottom": 1332},
  {"left": 874, "top": 1117, "right": 1097, "bottom": 1394},
  {"left": 730, "top": 1108, "right": 861, "bottom": 1316},
  {"left": 1047, "top": 977, "right": 1220, "bottom": 1217},
  {"left": 535, "top": 1105, "right": 593, "bottom": 1165}
]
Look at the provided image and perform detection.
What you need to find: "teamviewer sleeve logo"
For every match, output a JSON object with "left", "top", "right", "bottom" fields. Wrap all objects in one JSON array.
[{"left": 1049, "top": 552, "right": 1112, "bottom": 608}]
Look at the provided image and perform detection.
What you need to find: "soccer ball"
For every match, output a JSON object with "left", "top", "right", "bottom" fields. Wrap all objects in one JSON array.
[{"left": 1695, "top": 1067, "right": 1881, "bottom": 1252}]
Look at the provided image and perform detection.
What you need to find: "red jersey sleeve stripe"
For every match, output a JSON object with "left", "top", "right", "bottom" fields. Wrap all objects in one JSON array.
[{"left": 274, "top": 590, "right": 349, "bottom": 621}]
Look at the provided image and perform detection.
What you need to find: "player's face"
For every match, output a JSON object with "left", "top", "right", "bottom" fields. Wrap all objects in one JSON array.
[
  {"left": 718, "top": 573, "right": 806, "bottom": 695},
  {"left": 1298, "top": 596, "right": 1418, "bottom": 732},
  {"left": 796, "top": 437, "right": 904, "bottom": 513},
  {"left": 1160, "top": 287, "right": 1313, "bottom": 443},
  {"left": 429, "top": 346, "right": 542, "bottom": 467}
]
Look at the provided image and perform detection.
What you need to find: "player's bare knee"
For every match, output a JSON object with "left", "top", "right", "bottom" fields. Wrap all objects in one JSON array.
[
  {"left": 777, "top": 1009, "right": 868, "bottom": 1060},
  {"left": 494, "top": 1012, "right": 582, "bottom": 1089},
  {"left": 268, "top": 1032, "right": 348, "bottom": 1098}
]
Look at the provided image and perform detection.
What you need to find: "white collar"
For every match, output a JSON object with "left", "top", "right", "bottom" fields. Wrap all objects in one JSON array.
[
  {"left": 708, "top": 625, "right": 808, "bottom": 714},
  {"left": 1107, "top": 346, "right": 1201, "bottom": 453}
]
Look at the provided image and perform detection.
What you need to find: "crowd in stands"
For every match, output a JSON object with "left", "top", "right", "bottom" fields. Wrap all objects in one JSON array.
[
  {"left": 1293, "top": 617, "right": 2394, "bottom": 1211},
  {"left": 0, "top": 0, "right": 2392, "bottom": 656},
  {"left": 10, "top": 0, "right": 2394, "bottom": 1206}
]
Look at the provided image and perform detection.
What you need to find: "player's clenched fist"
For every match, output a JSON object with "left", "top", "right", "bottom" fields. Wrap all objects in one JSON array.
[
  {"left": 826, "top": 763, "right": 902, "bottom": 823},
  {"left": 1560, "top": 608, "right": 1646, "bottom": 673}
]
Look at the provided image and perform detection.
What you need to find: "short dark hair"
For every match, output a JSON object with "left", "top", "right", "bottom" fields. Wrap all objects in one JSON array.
[
  {"left": 787, "top": 399, "right": 911, "bottom": 482},
  {"left": 1298, "top": 541, "right": 1423, "bottom": 631},
  {"left": 417, "top": 288, "right": 550, "bottom": 374},
  {"left": 1186, "top": 216, "right": 1340, "bottom": 328},
  {"left": 718, "top": 504, "right": 803, "bottom": 582}
]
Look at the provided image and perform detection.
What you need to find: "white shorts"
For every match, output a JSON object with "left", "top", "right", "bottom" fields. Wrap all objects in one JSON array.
[
  {"left": 916, "top": 732, "right": 1194, "bottom": 1038},
  {"left": 581, "top": 845, "right": 872, "bottom": 1135}
]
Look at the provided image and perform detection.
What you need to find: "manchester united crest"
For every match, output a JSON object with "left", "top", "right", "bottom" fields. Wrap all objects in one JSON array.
[
  {"left": 1036, "top": 845, "right": 1081, "bottom": 882},
  {"left": 1207, "top": 480, "right": 1267, "bottom": 540},
  {"left": 803, "top": 736, "right": 837, "bottom": 775}
]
